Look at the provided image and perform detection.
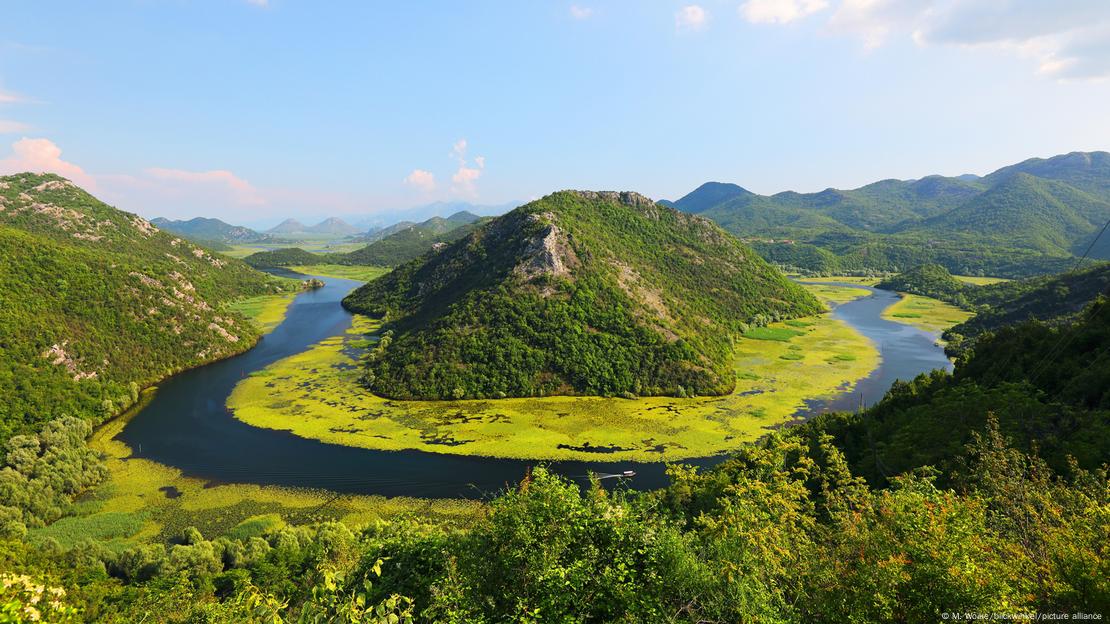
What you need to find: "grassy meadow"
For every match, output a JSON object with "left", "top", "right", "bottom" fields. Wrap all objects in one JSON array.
[{"left": 228, "top": 283, "right": 882, "bottom": 462}]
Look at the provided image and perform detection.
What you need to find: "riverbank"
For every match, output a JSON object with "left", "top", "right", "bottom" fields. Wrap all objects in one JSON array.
[{"left": 228, "top": 283, "right": 880, "bottom": 462}]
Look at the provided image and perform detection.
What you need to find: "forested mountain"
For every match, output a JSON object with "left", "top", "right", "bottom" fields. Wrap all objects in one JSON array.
[
  {"left": 913, "top": 173, "right": 1110, "bottom": 256},
  {"left": 944, "top": 263, "right": 1110, "bottom": 353},
  {"left": 0, "top": 173, "right": 284, "bottom": 440},
  {"left": 342, "top": 215, "right": 488, "bottom": 266},
  {"left": 242, "top": 247, "right": 324, "bottom": 268},
  {"left": 876, "top": 263, "right": 968, "bottom": 303},
  {"left": 343, "top": 190, "right": 821, "bottom": 399},
  {"left": 674, "top": 151, "right": 1110, "bottom": 276},
  {"left": 149, "top": 216, "right": 272, "bottom": 244}
]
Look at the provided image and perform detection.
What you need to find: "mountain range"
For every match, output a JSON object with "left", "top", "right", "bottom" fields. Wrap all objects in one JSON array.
[
  {"left": 150, "top": 216, "right": 275, "bottom": 245},
  {"left": 669, "top": 151, "right": 1110, "bottom": 276},
  {"left": 266, "top": 217, "right": 360, "bottom": 237}
]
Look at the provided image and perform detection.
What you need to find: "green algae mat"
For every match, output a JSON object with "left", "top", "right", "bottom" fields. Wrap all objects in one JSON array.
[{"left": 227, "top": 284, "right": 881, "bottom": 462}]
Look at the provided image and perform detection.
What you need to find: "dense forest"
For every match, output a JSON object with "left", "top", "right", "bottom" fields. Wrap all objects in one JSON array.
[
  {"left": 1, "top": 299, "right": 1106, "bottom": 621},
  {"left": 873, "top": 261, "right": 1110, "bottom": 354},
  {"left": 343, "top": 190, "right": 821, "bottom": 400},
  {"left": 0, "top": 173, "right": 288, "bottom": 440},
  {"left": 676, "top": 151, "right": 1110, "bottom": 277}
]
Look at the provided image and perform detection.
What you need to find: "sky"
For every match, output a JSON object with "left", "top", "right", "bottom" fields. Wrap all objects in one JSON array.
[{"left": 2, "top": 0, "right": 1110, "bottom": 224}]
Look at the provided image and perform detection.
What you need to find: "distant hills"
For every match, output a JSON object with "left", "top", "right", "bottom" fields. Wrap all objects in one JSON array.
[
  {"left": 342, "top": 211, "right": 487, "bottom": 266},
  {"left": 151, "top": 216, "right": 275, "bottom": 245},
  {"left": 245, "top": 211, "right": 487, "bottom": 268},
  {"left": 266, "top": 217, "right": 360, "bottom": 237},
  {"left": 343, "top": 190, "right": 820, "bottom": 400},
  {"left": 0, "top": 173, "right": 281, "bottom": 439},
  {"left": 671, "top": 151, "right": 1110, "bottom": 277}
]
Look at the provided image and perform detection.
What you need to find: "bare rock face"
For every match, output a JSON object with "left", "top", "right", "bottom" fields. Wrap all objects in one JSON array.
[
  {"left": 568, "top": 190, "right": 655, "bottom": 210},
  {"left": 514, "top": 212, "right": 578, "bottom": 281}
]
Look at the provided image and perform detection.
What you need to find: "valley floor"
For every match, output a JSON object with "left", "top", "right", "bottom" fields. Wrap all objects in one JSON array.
[
  {"left": 36, "top": 275, "right": 973, "bottom": 551},
  {"left": 227, "top": 282, "right": 888, "bottom": 462}
]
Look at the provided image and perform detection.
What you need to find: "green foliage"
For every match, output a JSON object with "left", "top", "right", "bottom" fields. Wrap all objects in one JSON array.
[
  {"left": 675, "top": 152, "right": 1110, "bottom": 276},
  {"left": 876, "top": 263, "right": 970, "bottom": 305},
  {"left": 341, "top": 218, "right": 486, "bottom": 267},
  {"left": 806, "top": 298, "right": 1110, "bottom": 486},
  {"left": 944, "top": 263, "right": 1110, "bottom": 353},
  {"left": 0, "top": 173, "right": 283, "bottom": 440},
  {"left": 150, "top": 216, "right": 273, "bottom": 244},
  {"left": 0, "top": 417, "right": 108, "bottom": 537},
  {"left": 244, "top": 247, "right": 330, "bottom": 268},
  {"left": 344, "top": 191, "right": 821, "bottom": 399}
]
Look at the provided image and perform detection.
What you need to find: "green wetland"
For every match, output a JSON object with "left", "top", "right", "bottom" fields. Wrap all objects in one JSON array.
[{"left": 111, "top": 273, "right": 958, "bottom": 500}]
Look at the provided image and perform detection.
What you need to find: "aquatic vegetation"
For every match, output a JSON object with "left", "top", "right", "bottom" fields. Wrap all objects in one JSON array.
[
  {"left": 228, "top": 285, "right": 879, "bottom": 462},
  {"left": 287, "top": 264, "right": 390, "bottom": 282},
  {"left": 744, "top": 327, "right": 804, "bottom": 341},
  {"left": 798, "top": 282, "right": 874, "bottom": 304},
  {"left": 227, "top": 291, "right": 298, "bottom": 332},
  {"left": 881, "top": 293, "right": 973, "bottom": 334},
  {"left": 953, "top": 275, "right": 1010, "bottom": 285},
  {"left": 46, "top": 395, "right": 486, "bottom": 550}
]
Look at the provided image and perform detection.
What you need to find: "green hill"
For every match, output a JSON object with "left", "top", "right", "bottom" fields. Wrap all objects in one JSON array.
[
  {"left": 342, "top": 215, "right": 488, "bottom": 267},
  {"left": 876, "top": 263, "right": 969, "bottom": 304},
  {"left": 0, "top": 173, "right": 284, "bottom": 440},
  {"left": 915, "top": 173, "right": 1110, "bottom": 256},
  {"left": 343, "top": 190, "right": 821, "bottom": 400},
  {"left": 243, "top": 247, "right": 327, "bottom": 267},
  {"left": 671, "top": 152, "right": 1110, "bottom": 275},
  {"left": 149, "top": 216, "right": 271, "bottom": 244},
  {"left": 671, "top": 181, "right": 752, "bottom": 213},
  {"left": 983, "top": 150, "right": 1110, "bottom": 197},
  {"left": 943, "top": 262, "right": 1110, "bottom": 354}
]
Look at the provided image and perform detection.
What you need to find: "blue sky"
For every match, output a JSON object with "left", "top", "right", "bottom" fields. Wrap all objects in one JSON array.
[{"left": 2, "top": 1, "right": 1110, "bottom": 223}]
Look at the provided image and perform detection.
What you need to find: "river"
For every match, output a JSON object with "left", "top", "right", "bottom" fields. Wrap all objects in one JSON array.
[{"left": 117, "top": 276, "right": 952, "bottom": 498}]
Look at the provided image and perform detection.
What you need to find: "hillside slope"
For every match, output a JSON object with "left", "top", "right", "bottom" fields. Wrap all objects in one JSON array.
[
  {"left": 344, "top": 190, "right": 821, "bottom": 400},
  {"left": 0, "top": 173, "right": 283, "bottom": 439},
  {"left": 342, "top": 215, "right": 488, "bottom": 266},
  {"left": 150, "top": 216, "right": 271, "bottom": 244},
  {"left": 673, "top": 151, "right": 1110, "bottom": 275}
]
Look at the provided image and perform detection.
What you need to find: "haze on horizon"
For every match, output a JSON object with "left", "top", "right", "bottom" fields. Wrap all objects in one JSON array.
[{"left": 2, "top": 1, "right": 1110, "bottom": 224}]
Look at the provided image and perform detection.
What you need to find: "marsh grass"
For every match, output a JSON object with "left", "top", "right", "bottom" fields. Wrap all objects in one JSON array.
[
  {"left": 228, "top": 284, "right": 880, "bottom": 462},
  {"left": 882, "top": 293, "right": 973, "bottom": 334}
]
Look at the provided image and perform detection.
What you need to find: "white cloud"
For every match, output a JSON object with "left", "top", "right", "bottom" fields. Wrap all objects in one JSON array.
[
  {"left": 570, "top": 5, "right": 594, "bottom": 20},
  {"left": 245, "top": 0, "right": 268, "bottom": 6},
  {"left": 0, "top": 120, "right": 30, "bottom": 134},
  {"left": 0, "top": 89, "right": 26, "bottom": 104},
  {"left": 144, "top": 167, "right": 265, "bottom": 205},
  {"left": 403, "top": 168, "right": 437, "bottom": 193},
  {"left": 0, "top": 137, "right": 96, "bottom": 189},
  {"left": 740, "top": 0, "right": 828, "bottom": 25},
  {"left": 749, "top": 0, "right": 1110, "bottom": 80},
  {"left": 447, "top": 138, "right": 485, "bottom": 198},
  {"left": 676, "top": 5, "right": 709, "bottom": 31}
]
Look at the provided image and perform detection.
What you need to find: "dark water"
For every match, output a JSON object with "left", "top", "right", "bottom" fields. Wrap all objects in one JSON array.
[{"left": 117, "top": 277, "right": 951, "bottom": 498}]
